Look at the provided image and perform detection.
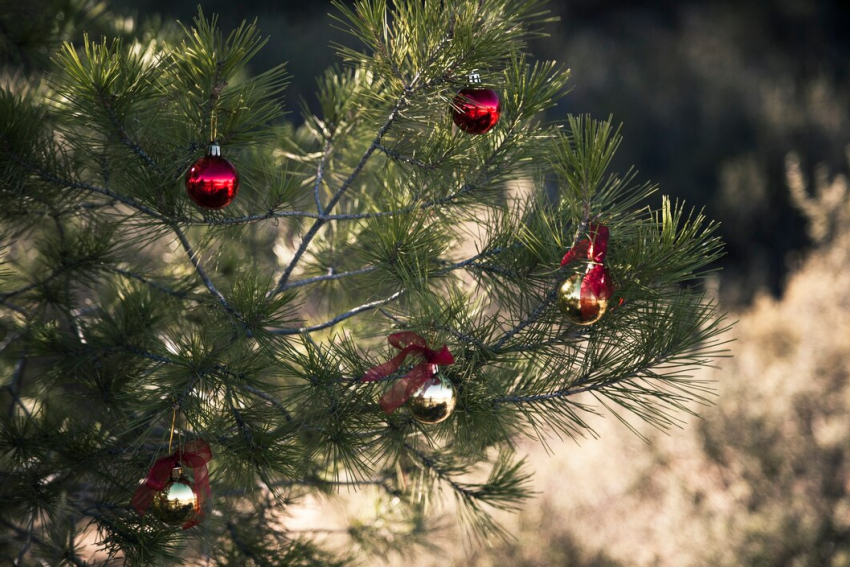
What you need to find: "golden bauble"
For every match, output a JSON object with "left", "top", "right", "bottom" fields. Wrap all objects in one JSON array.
[
  {"left": 408, "top": 376, "right": 457, "bottom": 424},
  {"left": 557, "top": 272, "right": 609, "bottom": 326},
  {"left": 149, "top": 468, "right": 199, "bottom": 526}
]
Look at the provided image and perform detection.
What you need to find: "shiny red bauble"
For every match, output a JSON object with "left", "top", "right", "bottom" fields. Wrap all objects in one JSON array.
[
  {"left": 452, "top": 88, "right": 501, "bottom": 135},
  {"left": 185, "top": 145, "right": 239, "bottom": 209}
]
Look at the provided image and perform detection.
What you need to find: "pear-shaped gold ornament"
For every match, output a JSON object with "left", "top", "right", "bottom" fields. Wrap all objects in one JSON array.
[{"left": 557, "top": 271, "right": 610, "bottom": 326}]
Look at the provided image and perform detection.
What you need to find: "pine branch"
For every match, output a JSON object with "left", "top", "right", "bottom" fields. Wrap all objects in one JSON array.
[
  {"left": 172, "top": 226, "right": 243, "bottom": 323},
  {"left": 284, "top": 476, "right": 393, "bottom": 490},
  {"left": 492, "top": 362, "right": 652, "bottom": 406},
  {"left": 178, "top": 374, "right": 203, "bottom": 407},
  {"left": 269, "top": 290, "right": 405, "bottom": 335},
  {"left": 183, "top": 208, "right": 332, "bottom": 225},
  {"left": 227, "top": 522, "right": 274, "bottom": 567},
  {"left": 434, "top": 324, "right": 489, "bottom": 350},
  {"left": 120, "top": 345, "right": 293, "bottom": 421},
  {"left": 435, "top": 247, "right": 510, "bottom": 272},
  {"left": 241, "top": 384, "right": 293, "bottom": 422},
  {"left": 490, "top": 176, "right": 595, "bottom": 351},
  {"left": 374, "top": 143, "right": 437, "bottom": 169},
  {"left": 5, "top": 148, "right": 171, "bottom": 222},
  {"left": 281, "top": 266, "right": 379, "bottom": 291},
  {"left": 226, "top": 385, "right": 253, "bottom": 446},
  {"left": 1, "top": 248, "right": 112, "bottom": 304},
  {"left": 94, "top": 87, "right": 166, "bottom": 176},
  {"left": 1, "top": 259, "right": 189, "bottom": 325},
  {"left": 0, "top": 278, "right": 43, "bottom": 301},
  {"left": 0, "top": 297, "right": 31, "bottom": 317},
  {"left": 282, "top": 528, "right": 350, "bottom": 535},
  {"left": 492, "top": 301, "right": 730, "bottom": 435},
  {"left": 396, "top": 120, "right": 522, "bottom": 214},
  {"left": 224, "top": 475, "right": 396, "bottom": 495},
  {"left": 3, "top": 133, "right": 332, "bottom": 230},
  {"left": 121, "top": 345, "right": 174, "bottom": 365},
  {"left": 496, "top": 327, "right": 587, "bottom": 353},
  {"left": 404, "top": 443, "right": 475, "bottom": 499},
  {"left": 281, "top": 245, "right": 511, "bottom": 293},
  {"left": 272, "top": 245, "right": 516, "bottom": 334},
  {"left": 173, "top": 208, "right": 385, "bottom": 227},
  {"left": 490, "top": 287, "right": 558, "bottom": 351},
  {"left": 271, "top": 95, "right": 409, "bottom": 294},
  {"left": 0, "top": 517, "right": 90, "bottom": 567},
  {"left": 134, "top": 162, "right": 508, "bottom": 226},
  {"left": 5, "top": 121, "right": 520, "bottom": 235},
  {"left": 5, "top": 133, "right": 468, "bottom": 231},
  {"left": 199, "top": 59, "right": 226, "bottom": 145},
  {"left": 404, "top": 443, "right": 532, "bottom": 516},
  {"left": 270, "top": 22, "right": 457, "bottom": 296}
]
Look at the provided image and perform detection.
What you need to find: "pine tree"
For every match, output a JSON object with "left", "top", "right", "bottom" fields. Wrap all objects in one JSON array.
[{"left": 0, "top": 1, "right": 729, "bottom": 565}]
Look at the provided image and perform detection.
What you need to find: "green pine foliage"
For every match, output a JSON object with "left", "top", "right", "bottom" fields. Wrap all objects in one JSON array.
[{"left": 0, "top": 0, "right": 729, "bottom": 565}]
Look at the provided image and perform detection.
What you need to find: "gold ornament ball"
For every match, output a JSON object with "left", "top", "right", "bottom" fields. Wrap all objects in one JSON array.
[
  {"left": 149, "top": 468, "right": 199, "bottom": 526},
  {"left": 408, "top": 377, "right": 457, "bottom": 424},
  {"left": 557, "top": 272, "right": 609, "bottom": 326}
]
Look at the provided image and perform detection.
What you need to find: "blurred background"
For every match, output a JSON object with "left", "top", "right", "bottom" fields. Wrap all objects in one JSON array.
[{"left": 3, "top": 0, "right": 850, "bottom": 564}]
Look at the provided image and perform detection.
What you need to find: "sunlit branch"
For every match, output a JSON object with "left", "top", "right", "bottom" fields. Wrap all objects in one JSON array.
[
  {"left": 269, "top": 290, "right": 405, "bottom": 335},
  {"left": 281, "top": 266, "right": 379, "bottom": 291},
  {"left": 270, "top": 95, "right": 409, "bottom": 295}
]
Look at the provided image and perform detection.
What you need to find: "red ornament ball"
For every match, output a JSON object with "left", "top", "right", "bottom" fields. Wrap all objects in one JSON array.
[
  {"left": 452, "top": 88, "right": 501, "bottom": 134},
  {"left": 185, "top": 148, "right": 239, "bottom": 209}
]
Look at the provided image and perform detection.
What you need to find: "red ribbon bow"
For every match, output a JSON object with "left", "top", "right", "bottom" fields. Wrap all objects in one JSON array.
[
  {"left": 361, "top": 332, "right": 455, "bottom": 414},
  {"left": 130, "top": 438, "right": 213, "bottom": 529},
  {"left": 561, "top": 223, "right": 615, "bottom": 320}
]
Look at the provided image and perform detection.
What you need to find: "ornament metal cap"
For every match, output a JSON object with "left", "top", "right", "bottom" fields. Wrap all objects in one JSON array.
[
  {"left": 171, "top": 465, "right": 184, "bottom": 480},
  {"left": 467, "top": 69, "right": 481, "bottom": 84},
  {"left": 207, "top": 143, "right": 221, "bottom": 157}
]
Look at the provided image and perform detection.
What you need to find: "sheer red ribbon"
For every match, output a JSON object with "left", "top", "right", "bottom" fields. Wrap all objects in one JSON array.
[
  {"left": 130, "top": 438, "right": 213, "bottom": 529},
  {"left": 361, "top": 332, "right": 455, "bottom": 414},
  {"left": 561, "top": 223, "right": 614, "bottom": 320}
]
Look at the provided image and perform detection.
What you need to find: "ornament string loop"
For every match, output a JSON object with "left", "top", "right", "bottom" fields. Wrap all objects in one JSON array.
[
  {"left": 361, "top": 332, "right": 454, "bottom": 414},
  {"left": 210, "top": 111, "right": 218, "bottom": 144},
  {"left": 560, "top": 223, "right": 614, "bottom": 320},
  {"left": 167, "top": 402, "right": 178, "bottom": 454},
  {"left": 130, "top": 438, "right": 213, "bottom": 529}
]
